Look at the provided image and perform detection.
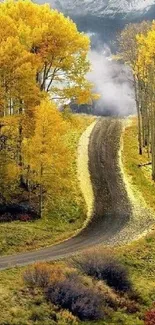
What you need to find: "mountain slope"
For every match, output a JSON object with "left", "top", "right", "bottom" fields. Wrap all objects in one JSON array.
[{"left": 51, "top": 0, "right": 155, "bottom": 19}]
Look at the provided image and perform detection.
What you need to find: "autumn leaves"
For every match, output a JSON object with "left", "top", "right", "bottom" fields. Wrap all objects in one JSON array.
[
  {"left": 0, "top": 0, "right": 93, "bottom": 217},
  {"left": 118, "top": 21, "right": 155, "bottom": 180}
]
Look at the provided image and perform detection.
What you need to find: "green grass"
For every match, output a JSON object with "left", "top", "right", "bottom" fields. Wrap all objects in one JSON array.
[
  {"left": 118, "top": 236, "right": 155, "bottom": 301},
  {"left": 122, "top": 117, "right": 155, "bottom": 211},
  {"left": 0, "top": 115, "right": 95, "bottom": 256},
  {"left": 116, "top": 118, "right": 155, "bottom": 304},
  {"left": 0, "top": 266, "right": 78, "bottom": 325},
  {"left": 1, "top": 235, "right": 155, "bottom": 325}
]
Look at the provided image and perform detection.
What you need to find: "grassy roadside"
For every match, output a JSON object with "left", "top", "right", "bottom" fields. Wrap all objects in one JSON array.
[
  {"left": 94, "top": 118, "right": 155, "bottom": 323},
  {"left": 0, "top": 115, "right": 95, "bottom": 256},
  {"left": 122, "top": 117, "right": 155, "bottom": 211},
  {"left": 118, "top": 115, "right": 155, "bottom": 299},
  {"left": 113, "top": 116, "right": 155, "bottom": 323}
]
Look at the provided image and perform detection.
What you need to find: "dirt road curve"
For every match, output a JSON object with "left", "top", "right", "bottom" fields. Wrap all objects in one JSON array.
[{"left": 0, "top": 118, "right": 133, "bottom": 270}]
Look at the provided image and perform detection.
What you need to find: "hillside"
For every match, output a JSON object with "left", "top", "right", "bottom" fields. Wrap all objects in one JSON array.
[
  {"left": 0, "top": 116, "right": 155, "bottom": 325},
  {"left": 50, "top": 0, "right": 155, "bottom": 19},
  {"left": 0, "top": 115, "right": 95, "bottom": 255}
]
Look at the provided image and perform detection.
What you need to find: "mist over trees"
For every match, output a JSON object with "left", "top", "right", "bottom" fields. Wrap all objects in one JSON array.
[{"left": 118, "top": 21, "right": 155, "bottom": 180}]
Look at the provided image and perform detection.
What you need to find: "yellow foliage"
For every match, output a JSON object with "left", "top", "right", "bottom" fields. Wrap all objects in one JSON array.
[
  {"left": 22, "top": 100, "right": 71, "bottom": 211},
  {"left": 118, "top": 20, "right": 155, "bottom": 179},
  {"left": 0, "top": 0, "right": 94, "bottom": 106},
  {"left": 0, "top": 0, "right": 97, "bottom": 210}
]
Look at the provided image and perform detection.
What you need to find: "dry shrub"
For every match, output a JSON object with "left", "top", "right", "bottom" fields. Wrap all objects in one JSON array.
[
  {"left": 73, "top": 250, "right": 132, "bottom": 293},
  {"left": 145, "top": 308, "right": 155, "bottom": 325},
  {"left": 67, "top": 270, "right": 121, "bottom": 310},
  {"left": 49, "top": 264, "right": 66, "bottom": 284},
  {"left": 96, "top": 280, "right": 120, "bottom": 309},
  {"left": 125, "top": 300, "right": 140, "bottom": 314},
  {"left": 23, "top": 263, "right": 66, "bottom": 289},
  {"left": 57, "top": 310, "right": 78, "bottom": 325},
  {"left": 23, "top": 263, "right": 52, "bottom": 288},
  {"left": 66, "top": 270, "right": 94, "bottom": 289},
  {"left": 96, "top": 280, "right": 140, "bottom": 313},
  {"left": 46, "top": 278, "right": 103, "bottom": 321}
]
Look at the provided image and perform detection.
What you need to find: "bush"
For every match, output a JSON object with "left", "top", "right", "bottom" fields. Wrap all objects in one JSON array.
[
  {"left": 0, "top": 203, "right": 39, "bottom": 222},
  {"left": 30, "top": 304, "right": 55, "bottom": 322},
  {"left": 145, "top": 308, "right": 155, "bottom": 325},
  {"left": 23, "top": 263, "right": 52, "bottom": 288},
  {"left": 57, "top": 310, "right": 78, "bottom": 325},
  {"left": 73, "top": 251, "right": 132, "bottom": 292},
  {"left": 46, "top": 278, "right": 103, "bottom": 321},
  {"left": 109, "top": 311, "right": 144, "bottom": 325},
  {"left": 19, "top": 214, "right": 31, "bottom": 222}
]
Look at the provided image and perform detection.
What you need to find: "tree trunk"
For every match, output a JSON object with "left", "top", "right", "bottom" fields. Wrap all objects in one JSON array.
[
  {"left": 18, "top": 100, "right": 24, "bottom": 186},
  {"left": 134, "top": 76, "right": 143, "bottom": 155},
  {"left": 39, "top": 165, "right": 43, "bottom": 218}
]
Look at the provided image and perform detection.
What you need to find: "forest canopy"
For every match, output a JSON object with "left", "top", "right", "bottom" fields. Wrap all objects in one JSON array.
[{"left": 0, "top": 0, "right": 95, "bottom": 218}]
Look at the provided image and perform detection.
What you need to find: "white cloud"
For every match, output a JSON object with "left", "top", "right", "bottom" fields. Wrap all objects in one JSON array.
[{"left": 88, "top": 47, "right": 136, "bottom": 115}]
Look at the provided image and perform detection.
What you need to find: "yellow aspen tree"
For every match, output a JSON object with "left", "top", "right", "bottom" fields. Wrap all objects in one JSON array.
[
  {"left": 22, "top": 100, "right": 70, "bottom": 217},
  {"left": 0, "top": 0, "right": 95, "bottom": 105},
  {"left": 118, "top": 21, "right": 151, "bottom": 155},
  {"left": 0, "top": 0, "right": 95, "bottom": 204},
  {"left": 137, "top": 26, "right": 155, "bottom": 179}
]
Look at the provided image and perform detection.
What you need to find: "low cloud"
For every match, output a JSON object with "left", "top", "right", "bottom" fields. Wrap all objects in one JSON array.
[{"left": 88, "top": 46, "right": 136, "bottom": 116}]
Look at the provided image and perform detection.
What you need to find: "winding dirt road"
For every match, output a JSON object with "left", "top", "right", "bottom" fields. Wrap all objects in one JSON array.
[{"left": 0, "top": 118, "right": 149, "bottom": 270}]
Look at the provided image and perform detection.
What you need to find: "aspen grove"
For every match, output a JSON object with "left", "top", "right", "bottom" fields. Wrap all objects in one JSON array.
[
  {"left": 0, "top": 0, "right": 95, "bottom": 217},
  {"left": 118, "top": 21, "right": 155, "bottom": 180}
]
